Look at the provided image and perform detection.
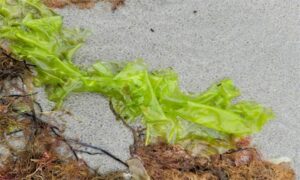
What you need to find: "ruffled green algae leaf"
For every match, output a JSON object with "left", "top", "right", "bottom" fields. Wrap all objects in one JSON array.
[
  {"left": 88, "top": 61, "right": 274, "bottom": 145},
  {"left": 0, "top": 0, "right": 274, "bottom": 148},
  {"left": 0, "top": 0, "right": 89, "bottom": 108}
]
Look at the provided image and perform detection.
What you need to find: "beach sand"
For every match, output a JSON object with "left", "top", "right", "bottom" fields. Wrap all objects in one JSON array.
[{"left": 37, "top": 0, "right": 299, "bottom": 176}]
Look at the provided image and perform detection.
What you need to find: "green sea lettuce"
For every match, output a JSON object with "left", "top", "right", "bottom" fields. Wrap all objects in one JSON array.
[{"left": 0, "top": 0, "right": 274, "bottom": 147}]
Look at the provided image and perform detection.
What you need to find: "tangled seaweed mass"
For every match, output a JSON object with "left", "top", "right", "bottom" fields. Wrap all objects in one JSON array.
[
  {"left": 0, "top": 50, "right": 129, "bottom": 179},
  {"left": 0, "top": 0, "right": 274, "bottom": 148},
  {"left": 133, "top": 143, "right": 295, "bottom": 179}
]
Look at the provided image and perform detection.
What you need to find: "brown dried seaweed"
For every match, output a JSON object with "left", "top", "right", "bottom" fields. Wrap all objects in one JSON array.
[
  {"left": 133, "top": 143, "right": 295, "bottom": 180},
  {"left": 43, "top": 0, "right": 125, "bottom": 10}
]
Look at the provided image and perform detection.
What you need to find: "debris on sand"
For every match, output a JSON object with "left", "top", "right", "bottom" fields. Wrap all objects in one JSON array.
[
  {"left": 43, "top": 0, "right": 125, "bottom": 10},
  {"left": 0, "top": 51, "right": 126, "bottom": 179},
  {"left": 0, "top": 1, "right": 296, "bottom": 179},
  {"left": 133, "top": 143, "right": 295, "bottom": 180}
]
